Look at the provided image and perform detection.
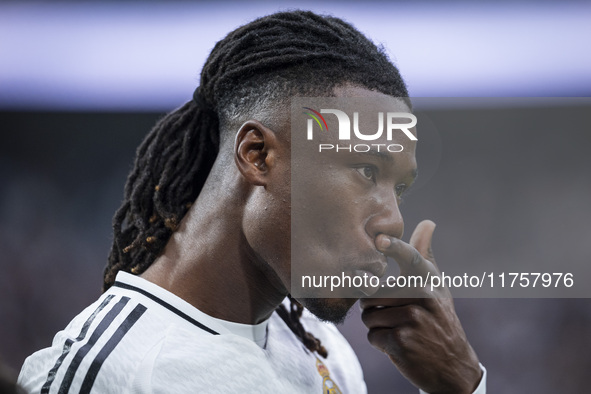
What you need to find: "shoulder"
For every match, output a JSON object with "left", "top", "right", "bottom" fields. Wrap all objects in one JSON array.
[{"left": 18, "top": 280, "right": 220, "bottom": 393}]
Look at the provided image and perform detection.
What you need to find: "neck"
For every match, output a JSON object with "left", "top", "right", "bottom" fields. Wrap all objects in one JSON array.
[{"left": 141, "top": 164, "right": 287, "bottom": 325}]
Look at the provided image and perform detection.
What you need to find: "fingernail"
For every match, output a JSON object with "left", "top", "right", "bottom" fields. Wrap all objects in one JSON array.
[{"left": 376, "top": 234, "right": 391, "bottom": 250}]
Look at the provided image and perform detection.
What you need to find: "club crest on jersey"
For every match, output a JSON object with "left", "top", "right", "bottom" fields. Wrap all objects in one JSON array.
[{"left": 316, "top": 357, "right": 343, "bottom": 394}]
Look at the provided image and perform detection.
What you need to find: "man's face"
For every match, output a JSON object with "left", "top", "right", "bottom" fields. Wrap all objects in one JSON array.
[{"left": 287, "top": 86, "right": 418, "bottom": 323}]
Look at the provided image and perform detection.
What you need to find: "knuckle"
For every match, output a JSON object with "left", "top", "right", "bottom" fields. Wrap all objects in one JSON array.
[
  {"left": 367, "top": 328, "right": 389, "bottom": 351},
  {"left": 410, "top": 249, "right": 423, "bottom": 267},
  {"left": 388, "top": 326, "right": 413, "bottom": 355},
  {"left": 367, "top": 328, "right": 404, "bottom": 355},
  {"left": 402, "top": 304, "right": 423, "bottom": 324}
]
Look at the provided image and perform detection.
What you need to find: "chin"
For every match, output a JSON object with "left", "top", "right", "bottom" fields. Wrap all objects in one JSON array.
[{"left": 299, "top": 297, "right": 358, "bottom": 325}]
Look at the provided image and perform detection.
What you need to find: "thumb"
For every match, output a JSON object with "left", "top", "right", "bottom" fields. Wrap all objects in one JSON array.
[{"left": 409, "top": 220, "right": 436, "bottom": 262}]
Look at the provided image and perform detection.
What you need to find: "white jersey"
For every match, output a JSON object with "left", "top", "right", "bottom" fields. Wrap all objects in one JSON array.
[
  {"left": 18, "top": 272, "right": 366, "bottom": 393},
  {"left": 18, "top": 272, "right": 487, "bottom": 393}
]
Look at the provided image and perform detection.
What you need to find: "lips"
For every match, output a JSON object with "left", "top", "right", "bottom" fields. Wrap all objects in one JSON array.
[
  {"left": 351, "top": 270, "right": 382, "bottom": 296},
  {"left": 351, "top": 258, "right": 388, "bottom": 297},
  {"left": 358, "top": 258, "right": 388, "bottom": 279}
]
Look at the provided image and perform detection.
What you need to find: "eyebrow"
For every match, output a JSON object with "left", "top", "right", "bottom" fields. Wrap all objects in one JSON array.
[
  {"left": 354, "top": 149, "right": 394, "bottom": 163},
  {"left": 354, "top": 149, "right": 419, "bottom": 182}
]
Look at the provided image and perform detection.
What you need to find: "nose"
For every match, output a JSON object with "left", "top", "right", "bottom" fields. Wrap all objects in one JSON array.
[{"left": 365, "top": 187, "right": 404, "bottom": 241}]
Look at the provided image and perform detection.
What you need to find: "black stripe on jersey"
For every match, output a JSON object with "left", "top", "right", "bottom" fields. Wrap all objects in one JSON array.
[
  {"left": 58, "top": 296, "right": 130, "bottom": 394},
  {"left": 112, "top": 281, "right": 219, "bottom": 335},
  {"left": 41, "top": 294, "right": 115, "bottom": 394},
  {"left": 79, "top": 303, "right": 147, "bottom": 394}
]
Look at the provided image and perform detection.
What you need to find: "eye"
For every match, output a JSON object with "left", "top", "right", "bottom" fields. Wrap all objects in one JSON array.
[{"left": 355, "top": 165, "right": 377, "bottom": 182}]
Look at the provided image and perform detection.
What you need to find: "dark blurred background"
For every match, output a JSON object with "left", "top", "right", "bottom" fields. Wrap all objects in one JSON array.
[{"left": 1, "top": 1, "right": 590, "bottom": 393}]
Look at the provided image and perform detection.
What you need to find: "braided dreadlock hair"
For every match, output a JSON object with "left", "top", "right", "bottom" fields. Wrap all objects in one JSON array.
[{"left": 103, "top": 10, "right": 409, "bottom": 358}]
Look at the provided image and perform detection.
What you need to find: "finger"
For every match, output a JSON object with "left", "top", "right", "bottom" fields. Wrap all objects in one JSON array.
[
  {"left": 361, "top": 304, "right": 425, "bottom": 330},
  {"left": 359, "top": 297, "right": 427, "bottom": 311},
  {"left": 375, "top": 235, "right": 436, "bottom": 277},
  {"left": 366, "top": 326, "right": 409, "bottom": 356},
  {"left": 409, "top": 219, "right": 437, "bottom": 263}
]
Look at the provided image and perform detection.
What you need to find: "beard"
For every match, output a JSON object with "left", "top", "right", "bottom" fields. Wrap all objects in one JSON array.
[{"left": 299, "top": 297, "right": 358, "bottom": 325}]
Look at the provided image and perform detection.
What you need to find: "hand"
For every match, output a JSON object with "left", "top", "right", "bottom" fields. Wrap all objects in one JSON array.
[{"left": 359, "top": 220, "right": 482, "bottom": 394}]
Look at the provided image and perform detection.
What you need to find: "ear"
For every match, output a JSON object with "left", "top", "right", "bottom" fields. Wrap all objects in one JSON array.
[{"left": 234, "top": 120, "right": 279, "bottom": 186}]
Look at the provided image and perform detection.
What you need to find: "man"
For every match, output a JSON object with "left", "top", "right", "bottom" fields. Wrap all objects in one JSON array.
[{"left": 18, "top": 10, "right": 485, "bottom": 393}]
